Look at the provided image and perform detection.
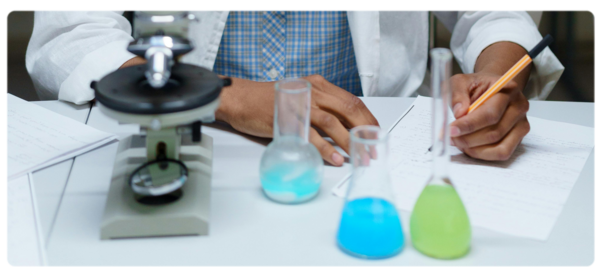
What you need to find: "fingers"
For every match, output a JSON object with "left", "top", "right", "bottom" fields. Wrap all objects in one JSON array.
[
  {"left": 452, "top": 93, "right": 529, "bottom": 149},
  {"left": 309, "top": 127, "right": 345, "bottom": 166},
  {"left": 461, "top": 118, "right": 530, "bottom": 161},
  {"left": 305, "top": 75, "right": 379, "bottom": 128},
  {"left": 467, "top": 76, "right": 496, "bottom": 104},
  {"left": 349, "top": 129, "right": 379, "bottom": 167},
  {"left": 354, "top": 143, "right": 372, "bottom": 167},
  {"left": 322, "top": 92, "right": 379, "bottom": 128},
  {"left": 450, "top": 75, "right": 528, "bottom": 161},
  {"left": 450, "top": 74, "right": 474, "bottom": 118},
  {"left": 450, "top": 91, "right": 511, "bottom": 138},
  {"left": 310, "top": 109, "right": 352, "bottom": 155},
  {"left": 302, "top": 75, "right": 380, "bottom": 167}
]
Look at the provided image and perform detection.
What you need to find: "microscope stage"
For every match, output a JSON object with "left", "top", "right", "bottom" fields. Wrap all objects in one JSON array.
[{"left": 93, "top": 63, "right": 224, "bottom": 115}]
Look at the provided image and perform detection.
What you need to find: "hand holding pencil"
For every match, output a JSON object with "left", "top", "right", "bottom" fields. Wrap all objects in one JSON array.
[{"left": 448, "top": 35, "right": 554, "bottom": 161}]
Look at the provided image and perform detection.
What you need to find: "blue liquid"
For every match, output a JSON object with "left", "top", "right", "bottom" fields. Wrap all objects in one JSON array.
[
  {"left": 260, "top": 163, "right": 321, "bottom": 204},
  {"left": 337, "top": 198, "right": 404, "bottom": 259}
]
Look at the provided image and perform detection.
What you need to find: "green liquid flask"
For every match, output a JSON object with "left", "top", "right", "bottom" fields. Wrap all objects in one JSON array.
[{"left": 410, "top": 48, "right": 471, "bottom": 259}]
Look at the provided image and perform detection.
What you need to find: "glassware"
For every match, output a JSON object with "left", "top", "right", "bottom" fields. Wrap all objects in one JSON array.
[
  {"left": 337, "top": 126, "right": 404, "bottom": 259},
  {"left": 259, "top": 79, "right": 323, "bottom": 204},
  {"left": 410, "top": 48, "right": 471, "bottom": 259}
]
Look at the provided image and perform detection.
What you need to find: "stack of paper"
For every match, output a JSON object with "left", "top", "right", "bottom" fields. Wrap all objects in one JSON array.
[
  {"left": 7, "top": 94, "right": 117, "bottom": 180},
  {"left": 333, "top": 96, "right": 594, "bottom": 240}
]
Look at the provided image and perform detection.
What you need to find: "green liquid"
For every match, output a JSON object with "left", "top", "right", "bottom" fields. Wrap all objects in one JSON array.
[{"left": 410, "top": 184, "right": 471, "bottom": 259}]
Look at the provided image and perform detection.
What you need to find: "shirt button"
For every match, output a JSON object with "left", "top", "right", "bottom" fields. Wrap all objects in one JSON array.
[{"left": 268, "top": 68, "right": 279, "bottom": 79}]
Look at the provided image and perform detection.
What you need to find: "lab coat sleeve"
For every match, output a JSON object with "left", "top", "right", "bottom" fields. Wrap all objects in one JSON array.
[
  {"left": 26, "top": 11, "right": 137, "bottom": 104},
  {"left": 445, "top": 11, "right": 564, "bottom": 100}
]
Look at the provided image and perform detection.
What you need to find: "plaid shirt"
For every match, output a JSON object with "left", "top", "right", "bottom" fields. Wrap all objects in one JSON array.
[{"left": 213, "top": 11, "right": 363, "bottom": 96}]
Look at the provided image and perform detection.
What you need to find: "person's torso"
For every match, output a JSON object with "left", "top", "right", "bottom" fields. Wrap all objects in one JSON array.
[
  {"left": 181, "top": 11, "right": 430, "bottom": 97},
  {"left": 212, "top": 11, "right": 363, "bottom": 96}
]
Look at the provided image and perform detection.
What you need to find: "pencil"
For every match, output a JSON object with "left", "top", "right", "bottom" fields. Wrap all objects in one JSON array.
[
  {"left": 428, "top": 35, "right": 554, "bottom": 152},
  {"left": 468, "top": 34, "right": 554, "bottom": 113}
]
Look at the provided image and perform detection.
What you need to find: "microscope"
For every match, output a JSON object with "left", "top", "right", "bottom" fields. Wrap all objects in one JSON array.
[{"left": 91, "top": 12, "right": 231, "bottom": 239}]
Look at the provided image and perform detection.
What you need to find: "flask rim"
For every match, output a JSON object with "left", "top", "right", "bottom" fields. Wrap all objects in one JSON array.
[
  {"left": 274, "top": 78, "right": 312, "bottom": 95},
  {"left": 349, "top": 125, "right": 389, "bottom": 145},
  {"left": 430, "top": 48, "right": 453, "bottom": 62}
]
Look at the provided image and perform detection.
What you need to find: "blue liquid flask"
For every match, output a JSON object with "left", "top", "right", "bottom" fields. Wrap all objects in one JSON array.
[
  {"left": 337, "top": 126, "right": 404, "bottom": 259},
  {"left": 259, "top": 79, "right": 323, "bottom": 204}
]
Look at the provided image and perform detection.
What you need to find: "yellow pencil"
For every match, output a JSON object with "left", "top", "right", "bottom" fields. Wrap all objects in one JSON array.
[
  {"left": 468, "top": 35, "right": 554, "bottom": 113},
  {"left": 428, "top": 35, "right": 553, "bottom": 153}
]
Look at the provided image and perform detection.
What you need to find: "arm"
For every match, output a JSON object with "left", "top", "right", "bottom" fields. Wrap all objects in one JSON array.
[
  {"left": 118, "top": 57, "right": 377, "bottom": 167},
  {"left": 434, "top": 11, "right": 564, "bottom": 161},
  {"left": 449, "top": 42, "right": 532, "bottom": 161},
  {"left": 215, "top": 75, "right": 379, "bottom": 167},
  {"left": 474, "top": 41, "right": 531, "bottom": 89},
  {"left": 442, "top": 11, "right": 564, "bottom": 99},
  {"left": 26, "top": 11, "right": 136, "bottom": 104}
]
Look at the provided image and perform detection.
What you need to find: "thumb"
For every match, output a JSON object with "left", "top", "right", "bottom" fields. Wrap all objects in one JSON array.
[{"left": 451, "top": 83, "right": 471, "bottom": 119}]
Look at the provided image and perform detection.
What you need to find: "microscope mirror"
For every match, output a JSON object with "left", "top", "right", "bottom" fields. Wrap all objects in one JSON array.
[{"left": 129, "top": 159, "right": 188, "bottom": 197}]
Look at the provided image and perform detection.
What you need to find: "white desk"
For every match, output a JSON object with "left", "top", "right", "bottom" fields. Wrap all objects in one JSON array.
[{"left": 32, "top": 98, "right": 594, "bottom": 266}]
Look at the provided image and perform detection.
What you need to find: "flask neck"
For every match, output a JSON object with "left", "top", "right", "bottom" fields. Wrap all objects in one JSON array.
[
  {"left": 273, "top": 80, "right": 311, "bottom": 143},
  {"left": 430, "top": 48, "right": 453, "bottom": 179},
  {"left": 431, "top": 96, "right": 451, "bottom": 179},
  {"left": 347, "top": 126, "right": 394, "bottom": 202},
  {"left": 432, "top": 150, "right": 449, "bottom": 179}
]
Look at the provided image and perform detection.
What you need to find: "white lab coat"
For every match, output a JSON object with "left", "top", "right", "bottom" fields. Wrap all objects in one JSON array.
[{"left": 26, "top": 11, "right": 564, "bottom": 105}]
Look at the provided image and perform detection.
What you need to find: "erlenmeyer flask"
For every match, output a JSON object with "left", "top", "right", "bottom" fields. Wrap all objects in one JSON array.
[
  {"left": 410, "top": 48, "right": 471, "bottom": 259},
  {"left": 337, "top": 126, "right": 404, "bottom": 259},
  {"left": 259, "top": 79, "right": 323, "bottom": 204}
]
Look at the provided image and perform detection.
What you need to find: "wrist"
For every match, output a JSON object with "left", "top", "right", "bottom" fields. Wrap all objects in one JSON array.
[
  {"left": 215, "top": 76, "right": 238, "bottom": 123},
  {"left": 474, "top": 41, "right": 532, "bottom": 91},
  {"left": 215, "top": 90, "right": 230, "bottom": 123}
]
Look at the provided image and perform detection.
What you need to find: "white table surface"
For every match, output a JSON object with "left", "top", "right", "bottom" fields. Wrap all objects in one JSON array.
[{"left": 31, "top": 98, "right": 594, "bottom": 266}]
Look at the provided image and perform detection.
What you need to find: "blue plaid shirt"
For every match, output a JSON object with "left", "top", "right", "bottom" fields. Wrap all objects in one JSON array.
[{"left": 213, "top": 11, "right": 363, "bottom": 96}]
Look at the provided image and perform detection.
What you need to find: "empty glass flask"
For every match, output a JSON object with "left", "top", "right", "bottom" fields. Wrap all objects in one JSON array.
[
  {"left": 337, "top": 125, "right": 404, "bottom": 259},
  {"left": 259, "top": 79, "right": 323, "bottom": 204},
  {"left": 410, "top": 48, "right": 471, "bottom": 259}
]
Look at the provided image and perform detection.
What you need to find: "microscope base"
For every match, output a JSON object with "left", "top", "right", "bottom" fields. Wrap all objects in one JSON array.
[{"left": 100, "top": 133, "right": 212, "bottom": 240}]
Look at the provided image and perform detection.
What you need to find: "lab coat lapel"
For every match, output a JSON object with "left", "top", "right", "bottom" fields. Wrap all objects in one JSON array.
[
  {"left": 184, "top": 11, "right": 229, "bottom": 70},
  {"left": 347, "top": 11, "right": 380, "bottom": 97}
]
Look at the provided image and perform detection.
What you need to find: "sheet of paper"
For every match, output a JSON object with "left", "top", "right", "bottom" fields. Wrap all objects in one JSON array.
[
  {"left": 8, "top": 174, "right": 47, "bottom": 266},
  {"left": 8, "top": 94, "right": 117, "bottom": 180},
  {"left": 333, "top": 96, "right": 594, "bottom": 240}
]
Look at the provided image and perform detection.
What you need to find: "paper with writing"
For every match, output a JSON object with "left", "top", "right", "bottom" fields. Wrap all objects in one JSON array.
[
  {"left": 8, "top": 94, "right": 116, "bottom": 180},
  {"left": 333, "top": 96, "right": 594, "bottom": 240}
]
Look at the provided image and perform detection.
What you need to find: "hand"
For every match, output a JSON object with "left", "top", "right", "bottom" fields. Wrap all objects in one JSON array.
[
  {"left": 216, "top": 75, "right": 379, "bottom": 166},
  {"left": 449, "top": 72, "right": 530, "bottom": 161},
  {"left": 119, "top": 56, "right": 146, "bottom": 69}
]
